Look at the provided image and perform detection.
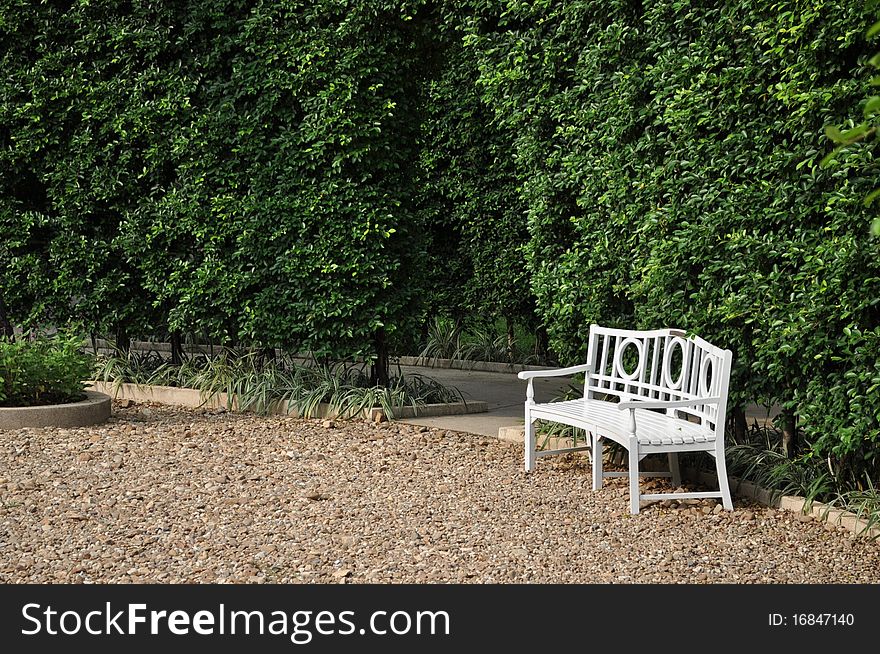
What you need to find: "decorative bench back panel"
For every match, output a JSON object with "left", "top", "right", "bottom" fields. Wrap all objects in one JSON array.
[{"left": 585, "top": 326, "right": 731, "bottom": 430}]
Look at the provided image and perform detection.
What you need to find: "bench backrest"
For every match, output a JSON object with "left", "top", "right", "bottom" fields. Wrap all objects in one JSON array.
[{"left": 585, "top": 325, "right": 733, "bottom": 432}]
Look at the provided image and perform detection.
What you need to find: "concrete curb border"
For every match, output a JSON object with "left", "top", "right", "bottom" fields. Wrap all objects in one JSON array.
[
  {"left": 86, "top": 381, "right": 487, "bottom": 422},
  {"left": 0, "top": 391, "right": 111, "bottom": 429},
  {"left": 495, "top": 424, "right": 879, "bottom": 539},
  {"left": 683, "top": 466, "right": 880, "bottom": 539},
  {"left": 392, "top": 356, "right": 555, "bottom": 374}
]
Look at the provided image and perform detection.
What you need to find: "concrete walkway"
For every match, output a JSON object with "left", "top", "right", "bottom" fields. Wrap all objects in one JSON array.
[
  {"left": 398, "top": 365, "right": 568, "bottom": 437},
  {"left": 399, "top": 365, "right": 780, "bottom": 438}
]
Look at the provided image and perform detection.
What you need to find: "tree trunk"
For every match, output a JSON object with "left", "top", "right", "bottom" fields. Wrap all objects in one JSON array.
[
  {"left": 115, "top": 326, "right": 130, "bottom": 354},
  {"left": 260, "top": 345, "right": 276, "bottom": 366},
  {"left": 535, "top": 326, "right": 550, "bottom": 362},
  {"left": 733, "top": 406, "right": 747, "bottom": 443},
  {"left": 781, "top": 410, "right": 798, "bottom": 458},
  {"left": 170, "top": 331, "right": 183, "bottom": 366},
  {"left": 370, "top": 328, "right": 390, "bottom": 387},
  {"left": 419, "top": 317, "right": 430, "bottom": 349},
  {"left": 506, "top": 317, "right": 516, "bottom": 363},
  {"left": 0, "top": 294, "right": 14, "bottom": 338}
]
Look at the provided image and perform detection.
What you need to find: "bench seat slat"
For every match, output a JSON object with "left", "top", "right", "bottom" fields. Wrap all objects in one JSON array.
[{"left": 530, "top": 398, "right": 715, "bottom": 447}]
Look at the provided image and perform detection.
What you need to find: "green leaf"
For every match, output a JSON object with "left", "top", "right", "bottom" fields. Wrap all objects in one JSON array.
[
  {"left": 824, "top": 125, "right": 844, "bottom": 143},
  {"left": 819, "top": 148, "right": 840, "bottom": 168},
  {"left": 865, "top": 188, "right": 880, "bottom": 207},
  {"left": 865, "top": 96, "right": 880, "bottom": 118}
]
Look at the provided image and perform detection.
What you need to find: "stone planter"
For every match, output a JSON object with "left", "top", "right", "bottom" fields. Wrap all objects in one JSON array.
[{"left": 0, "top": 391, "right": 111, "bottom": 429}]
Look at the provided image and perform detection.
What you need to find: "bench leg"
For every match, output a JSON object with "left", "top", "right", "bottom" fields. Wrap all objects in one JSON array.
[
  {"left": 628, "top": 439, "right": 640, "bottom": 515},
  {"left": 524, "top": 413, "right": 536, "bottom": 472},
  {"left": 715, "top": 449, "right": 734, "bottom": 510},
  {"left": 592, "top": 434, "right": 603, "bottom": 491},
  {"left": 667, "top": 453, "right": 681, "bottom": 487}
]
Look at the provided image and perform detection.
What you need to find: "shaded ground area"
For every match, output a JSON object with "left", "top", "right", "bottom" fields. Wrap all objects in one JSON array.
[{"left": 1, "top": 403, "right": 876, "bottom": 584}]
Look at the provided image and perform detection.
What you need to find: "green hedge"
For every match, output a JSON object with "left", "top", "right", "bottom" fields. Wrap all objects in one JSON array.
[
  {"left": 0, "top": 0, "right": 432, "bottom": 372},
  {"left": 464, "top": 0, "right": 880, "bottom": 477},
  {"left": 416, "top": 11, "right": 532, "bottom": 331}
]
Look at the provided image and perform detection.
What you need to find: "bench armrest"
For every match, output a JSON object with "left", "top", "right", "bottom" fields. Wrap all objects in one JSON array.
[
  {"left": 518, "top": 364, "right": 593, "bottom": 380},
  {"left": 617, "top": 397, "right": 722, "bottom": 410}
]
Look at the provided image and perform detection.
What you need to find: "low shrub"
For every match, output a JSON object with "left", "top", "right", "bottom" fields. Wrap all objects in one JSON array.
[{"left": 0, "top": 331, "right": 92, "bottom": 407}]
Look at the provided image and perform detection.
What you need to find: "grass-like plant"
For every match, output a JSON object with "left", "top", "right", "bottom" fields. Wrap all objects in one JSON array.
[
  {"left": 94, "top": 346, "right": 464, "bottom": 419},
  {"left": 456, "top": 325, "right": 508, "bottom": 363},
  {"left": 417, "top": 316, "right": 555, "bottom": 366},
  {"left": 827, "top": 480, "right": 880, "bottom": 538},
  {"left": 417, "top": 317, "right": 463, "bottom": 363},
  {"left": 718, "top": 420, "right": 879, "bottom": 538},
  {"left": 724, "top": 443, "right": 833, "bottom": 506},
  {"left": 93, "top": 346, "right": 169, "bottom": 394}
]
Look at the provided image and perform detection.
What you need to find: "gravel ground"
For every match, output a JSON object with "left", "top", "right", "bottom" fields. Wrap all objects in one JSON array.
[{"left": 1, "top": 402, "right": 878, "bottom": 584}]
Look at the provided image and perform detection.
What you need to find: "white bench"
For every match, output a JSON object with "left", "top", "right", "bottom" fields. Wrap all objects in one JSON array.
[{"left": 518, "top": 325, "right": 734, "bottom": 514}]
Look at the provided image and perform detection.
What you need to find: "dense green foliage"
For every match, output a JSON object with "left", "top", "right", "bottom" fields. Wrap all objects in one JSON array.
[
  {"left": 824, "top": 0, "right": 880, "bottom": 237},
  {"left": 416, "top": 15, "right": 531, "bottom": 331},
  {"left": 0, "top": 332, "right": 92, "bottom": 406},
  {"left": 462, "top": 0, "right": 880, "bottom": 482},
  {"left": 1, "top": 1, "right": 878, "bottom": 482},
  {"left": 0, "top": 0, "right": 431, "bottom": 366}
]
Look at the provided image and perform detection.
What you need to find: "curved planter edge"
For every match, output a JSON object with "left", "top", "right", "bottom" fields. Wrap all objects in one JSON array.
[{"left": 0, "top": 391, "right": 111, "bottom": 429}]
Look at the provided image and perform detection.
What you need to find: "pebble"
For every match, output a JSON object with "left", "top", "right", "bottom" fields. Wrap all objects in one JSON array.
[{"left": 0, "top": 403, "right": 877, "bottom": 584}]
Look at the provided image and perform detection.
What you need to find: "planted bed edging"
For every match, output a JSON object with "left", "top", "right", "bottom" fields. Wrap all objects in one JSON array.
[
  {"left": 86, "top": 381, "right": 487, "bottom": 421},
  {"left": 682, "top": 466, "right": 880, "bottom": 540},
  {"left": 0, "top": 391, "right": 111, "bottom": 429}
]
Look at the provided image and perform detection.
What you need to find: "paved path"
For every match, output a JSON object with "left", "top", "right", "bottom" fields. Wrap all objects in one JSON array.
[
  {"left": 397, "top": 366, "right": 568, "bottom": 437},
  {"left": 399, "top": 365, "right": 780, "bottom": 438}
]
